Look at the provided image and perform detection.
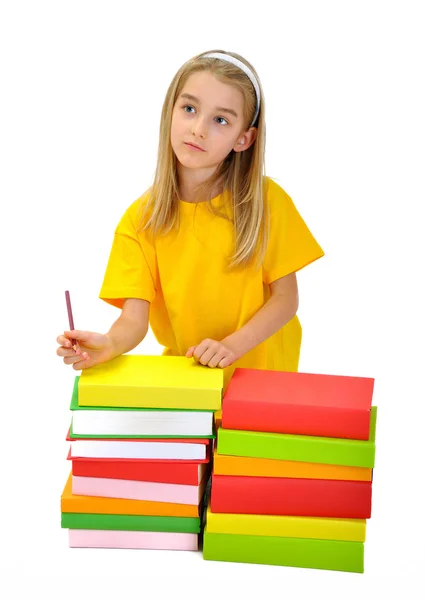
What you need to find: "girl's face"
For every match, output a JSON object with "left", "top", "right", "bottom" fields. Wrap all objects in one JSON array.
[{"left": 170, "top": 71, "right": 255, "bottom": 170}]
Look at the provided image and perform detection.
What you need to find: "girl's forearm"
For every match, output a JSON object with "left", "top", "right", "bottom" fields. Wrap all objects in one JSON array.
[
  {"left": 222, "top": 291, "right": 298, "bottom": 359},
  {"left": 106, "top": 315, "right": 148, "bottom": 359}
]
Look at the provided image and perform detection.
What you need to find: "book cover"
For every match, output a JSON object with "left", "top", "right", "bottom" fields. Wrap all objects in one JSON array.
[
  {"left": 71, "top": 470, "right": 210, "bottom": 505},
  {"left": 203, "top": 531, "right": 364, "bottom": 573},
  {"left": 205, "top": 504, "right": 366, "bottom": 542},
  {"left": 61, "top": 512, "right": 201, "bottom": 533},
  {"left": 69, "top": 451, "right": 209, "bottom": 484},
  {"left": 210, "top": 473, "right": 372, "bottom": 518},
  {"left": 68, "top": 529, "right": 198, "bottom": 551},
  {"left": 222, "top": 368, "right": 374, "bottom": 440},
  {"left": 78, "top": 355, "right": 223, "bottom": 410},
  {"left": 66, "top": 429, "right": 211, "bottom": 460},
  {"left": 70, "top": 376, "right": 214, "bottom": 438},
  {"left": 217, "top": 407, "right": 377, "bottom": 468},
  {"left": 60, "top": 473, "right": 200, "bottom": 517},
  {"left": 213, "top": 448, "right": 372, "bottom": 481}
]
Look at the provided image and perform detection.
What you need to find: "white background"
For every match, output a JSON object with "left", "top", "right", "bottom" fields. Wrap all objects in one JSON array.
[{"left": 1, "top": 0, "right": 424, "bottom": 598}]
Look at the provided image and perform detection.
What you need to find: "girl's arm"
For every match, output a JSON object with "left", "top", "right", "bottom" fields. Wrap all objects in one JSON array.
[
  {"left": 186, "top": 272, "right": 299, "bottom": 368},
  {"left": 57, "top": 298, "right": 150, "bottom": 370},
  {"left": 222, "top": 271, "right": 299, "bottom": 359},
  {"left": 106, "top": 298, "right": 151, "bottom": 358}
]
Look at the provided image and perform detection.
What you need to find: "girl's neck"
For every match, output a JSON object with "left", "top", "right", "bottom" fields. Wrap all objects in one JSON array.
[{"left": 177, "top": 164, "right": 220, "bottom": 203}]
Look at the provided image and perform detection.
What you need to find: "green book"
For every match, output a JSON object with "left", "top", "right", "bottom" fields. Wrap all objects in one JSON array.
[
  {"left": 70, "top": 377, "right": 215, "bottom": 439},
  {"left": 203, "top": 531, "right": 364, "bottom": 573},
  {"left": 61, "top": 512, "right": 200, "bottom": 533},
  {"left": 217, "top": 406, "right": 377, "bottom": 468}
]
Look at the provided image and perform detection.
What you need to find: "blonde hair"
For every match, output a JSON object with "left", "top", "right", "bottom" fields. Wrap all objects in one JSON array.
[{"left": 138, "top": 49, "right": 269, "bottom": 268}]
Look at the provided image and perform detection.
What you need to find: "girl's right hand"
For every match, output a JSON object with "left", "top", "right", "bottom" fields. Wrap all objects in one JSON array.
[{"left": 56, "top": 330, "right": 115, "bottom": 370}]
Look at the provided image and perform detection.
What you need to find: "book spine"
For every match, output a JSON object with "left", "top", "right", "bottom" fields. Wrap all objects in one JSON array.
[
  {"left": 79, "top": 384, "right": 221, "bottom": 410},
  {"left": 210, "top": 474, "right": 372, "bottom": 518},
  {"left": 71, "top": 458, "right": 200, "bottom": 485},
  {"left": 69, "top": 529, "right": 199, "bottom": 550},
  {"left": 203, "top": 531, "right": 364, "bottom": 573},
  {"left": 217, "top": 428, "right": 376, "bottom": 468},
  {"left": 72, "top": 475, "right": 202, "bottom": 505},
  {"left": 212, "top": 451, "right": 373, "bottom": 481},
  {"left": 222, "top": 398, "right": 370, "bottom": 440}
]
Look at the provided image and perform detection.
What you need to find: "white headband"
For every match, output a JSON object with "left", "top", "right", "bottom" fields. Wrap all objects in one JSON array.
[{"left": 200, "top": 52, "right": 260, "bottom": 127}]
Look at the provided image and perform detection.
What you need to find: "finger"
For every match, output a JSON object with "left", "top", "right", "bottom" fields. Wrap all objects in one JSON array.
[
  {"left": 57, "top": 335, "right": 72, "bottom": 346},
  {"left": 192, "top": 340, "right": 210, "bottom": 363},
  {"left": 198, "top": 344, "right": 220, "bottom": 366},
  {"left": 64, "top": 330, "right": 91, "bottom": 343},
  {"left": 186, "top": 346, "right": 195, "bottom": 358},
  {"left": 193, "top": 338, "right": 218, "bottom": 362},
  {"left": 72, "top": 355, "right": 93, "bottom": 371},
  {"left": 57, "top": 346, "right": 79, "bottom": 358},
  {"left": 57, "top": 342, "right": 84, "bottom": 356},
  {"left": 63, "top": 351, "right": 89, "bottom": 365},
  {"left": 218, "top": 355, "right": 234, "bottom": 369},
  {"left": 207, "top": 351, "right": 225, "bottom": 368}
]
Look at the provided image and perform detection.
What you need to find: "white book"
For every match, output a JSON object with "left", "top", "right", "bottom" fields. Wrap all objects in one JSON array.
[
  {"left": 71, "top": 409, "right": 213, "bottom": 437},
  {"left": 69, "top": 439, "right": 207, "bottom": 460}
]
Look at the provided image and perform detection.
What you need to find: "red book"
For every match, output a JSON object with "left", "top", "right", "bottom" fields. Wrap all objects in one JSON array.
[
  {"left": 68, "top": 448, "right": 211, "bottom": 484},
  {"left": 210, "top": 473, "right": 372, "bottom": 519},
  {"left": 222, "top": 369, "right": 374, "bottom": 440}
]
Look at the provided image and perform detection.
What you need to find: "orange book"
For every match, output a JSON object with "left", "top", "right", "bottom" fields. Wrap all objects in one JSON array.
[
  {"left": 60, "top": 473, "right": 199, "bottom": 517},
  {"left": 213, "top": 449, "right": 372, "bottom": 481}
]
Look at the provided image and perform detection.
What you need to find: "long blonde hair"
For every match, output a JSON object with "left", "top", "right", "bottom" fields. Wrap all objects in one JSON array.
[{"left": 138, "top": 49, "right": 269, "bottom": 268}]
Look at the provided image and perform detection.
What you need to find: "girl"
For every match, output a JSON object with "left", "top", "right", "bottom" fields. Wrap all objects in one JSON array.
[{"left": 56, "top": 49, "right": 324, "bottom": 380}]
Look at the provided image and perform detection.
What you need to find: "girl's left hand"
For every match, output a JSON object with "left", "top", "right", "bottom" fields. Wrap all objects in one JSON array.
[{"left": 185, "top": 338, "right": 238, "bottom": 368}]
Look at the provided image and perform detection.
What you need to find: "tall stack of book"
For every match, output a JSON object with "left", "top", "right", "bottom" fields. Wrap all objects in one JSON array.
[
  {"left": 203, "top": 368, "right": 377, "bottom": 573},
  {"left": 60, "top": 355, "right": 223, "bottom": 551}
]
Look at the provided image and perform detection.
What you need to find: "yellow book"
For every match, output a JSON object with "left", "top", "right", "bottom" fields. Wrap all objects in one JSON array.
[
  {"left": 206, "top": 504, "right": 366, "bottom": 542},
  {"left": 78, "top": 355, "right": 223, "bottom": 409}
]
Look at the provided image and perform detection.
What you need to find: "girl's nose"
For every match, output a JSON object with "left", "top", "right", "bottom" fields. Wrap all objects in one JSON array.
[{"left": 191, "top": 117, "right": 207, "bottom": 139}]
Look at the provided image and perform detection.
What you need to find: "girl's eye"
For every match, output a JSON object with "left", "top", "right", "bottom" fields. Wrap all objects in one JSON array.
[{"left": 182, "top": 105, "right": 228, "bottom": 126}]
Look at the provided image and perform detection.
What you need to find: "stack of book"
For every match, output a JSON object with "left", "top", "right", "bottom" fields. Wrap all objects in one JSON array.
[
  {"left": 204, "top": 368, "right": 377, "bottom": 573},
  {"left": 60, "top": 355, "right": 223, "bottom": 551}
]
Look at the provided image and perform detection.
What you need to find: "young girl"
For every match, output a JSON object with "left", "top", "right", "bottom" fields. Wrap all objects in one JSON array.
[{"left": 56, "top": 49, "right": 324, "bottom": 381}]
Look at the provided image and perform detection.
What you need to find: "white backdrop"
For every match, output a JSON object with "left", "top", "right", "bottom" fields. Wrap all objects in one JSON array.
[{"left": 1, "top": 1, "right": 424, "bottom": 598}]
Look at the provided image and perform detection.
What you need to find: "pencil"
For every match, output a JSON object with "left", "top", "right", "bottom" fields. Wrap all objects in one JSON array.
[{"left": 65, "top": 290, "right": 78, "bottom": 351}]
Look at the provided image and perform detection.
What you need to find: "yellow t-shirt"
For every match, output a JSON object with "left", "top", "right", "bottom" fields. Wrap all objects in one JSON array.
[{"left": 99, "top": 176, "right": 324, "bottom": 380}]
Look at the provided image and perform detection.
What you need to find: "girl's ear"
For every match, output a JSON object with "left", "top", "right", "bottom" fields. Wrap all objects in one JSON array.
[{"left": 233, "top": 127, "right": 258, "bottom": 153}]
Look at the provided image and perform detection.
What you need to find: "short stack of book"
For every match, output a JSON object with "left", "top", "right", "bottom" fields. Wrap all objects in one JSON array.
[
  {"left": 204, "top": 368, "right": 377, "bottom": 573},
  {"left": 60, "top": 355, "right": 223, "bottom": 551}
]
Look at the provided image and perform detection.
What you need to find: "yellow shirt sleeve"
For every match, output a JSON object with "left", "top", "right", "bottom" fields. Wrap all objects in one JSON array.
[
  {"left": 263, "top": 179, "right": 325, "bottom": 284},
  {"left": 99, "top": 199, "right": 156, "bottom": 309}
]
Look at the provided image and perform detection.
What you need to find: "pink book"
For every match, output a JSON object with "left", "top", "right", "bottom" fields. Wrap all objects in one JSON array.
[
  {"left": 68, "top": 529, "right": 198, "bottom": 550},
  {"left": 72, "top": 472, "right": 209, "bottom": 505}
]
